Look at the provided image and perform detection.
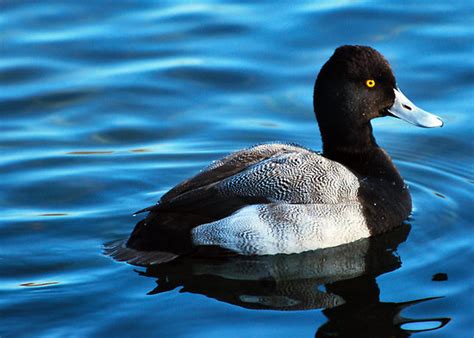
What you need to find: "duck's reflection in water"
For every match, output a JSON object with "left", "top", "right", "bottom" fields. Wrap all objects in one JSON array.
[{"left": 134, "top": 224, "right": 449, "bottom": 337}]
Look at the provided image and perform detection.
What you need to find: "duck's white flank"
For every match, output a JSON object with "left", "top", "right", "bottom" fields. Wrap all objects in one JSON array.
[{"left": 191, "top": 203, "right": 370, "bottom": 255}]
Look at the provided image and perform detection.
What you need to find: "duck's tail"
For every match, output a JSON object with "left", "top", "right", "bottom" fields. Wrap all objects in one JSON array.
[{"left": 104, "top": 239, "right": 179, "bottom": 266}]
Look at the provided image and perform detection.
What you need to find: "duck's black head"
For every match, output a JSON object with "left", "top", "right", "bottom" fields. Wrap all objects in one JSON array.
[{"left": 313, "top": 45, "right": 442, "bottom": 156}]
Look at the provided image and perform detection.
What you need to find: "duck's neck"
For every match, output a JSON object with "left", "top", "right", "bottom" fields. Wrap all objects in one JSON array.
[{"left": 321, "top": 121, "right": 404, "bottom": 186}]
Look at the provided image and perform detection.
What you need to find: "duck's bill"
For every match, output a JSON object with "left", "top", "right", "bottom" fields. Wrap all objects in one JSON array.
[{"left": 387, "top": 88, "right": 443, "bottom": 128}]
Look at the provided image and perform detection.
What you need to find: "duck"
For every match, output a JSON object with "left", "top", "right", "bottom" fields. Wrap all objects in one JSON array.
[{"left": 107, "top": 45, "right": 443, "bottom": 265}]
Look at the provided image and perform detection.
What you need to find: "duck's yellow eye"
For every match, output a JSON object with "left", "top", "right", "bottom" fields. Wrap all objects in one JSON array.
[{"left": 366, "top": 79, "right": 376, "bottom": 88}]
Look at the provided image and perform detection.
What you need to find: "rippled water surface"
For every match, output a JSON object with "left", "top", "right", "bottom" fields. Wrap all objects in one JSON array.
[{"left": 1, "top": 1, "right": 473, "bottom": 337}]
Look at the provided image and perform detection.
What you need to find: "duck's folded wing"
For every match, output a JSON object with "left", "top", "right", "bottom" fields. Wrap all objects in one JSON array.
[
  {"left": 215, "top": 150, "right": 360, "bottom": 204},
  {"left": 137, "top": 143, "right": 310, "bottom": 214},
  {"left": 161, "top": 143, "right": 307, "bottom": 203},
  {"left": 142, "top": 143, "right": 359, "bottom": 217}
]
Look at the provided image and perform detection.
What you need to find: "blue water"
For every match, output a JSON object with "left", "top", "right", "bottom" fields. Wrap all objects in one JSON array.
[{"left": 1, "top": 1, "right": 473, "bottom": 337}]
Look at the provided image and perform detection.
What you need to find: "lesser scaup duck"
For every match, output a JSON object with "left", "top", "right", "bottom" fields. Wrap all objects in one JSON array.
[{"left": 108, "top": 45, "right": 443, "bottom": 265}]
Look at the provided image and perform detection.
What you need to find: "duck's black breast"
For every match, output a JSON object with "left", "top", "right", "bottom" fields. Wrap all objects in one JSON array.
[
  {"left": 358, "top": 177, "right": 412, "bottom": 236},
  {"left": 332, "top": 146, "right": 412, "bottom": 236}
]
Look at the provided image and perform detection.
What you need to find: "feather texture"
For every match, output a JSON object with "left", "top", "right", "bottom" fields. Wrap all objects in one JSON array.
[{"left": 192, "top": 202, "right": 369, "bottom": 255}]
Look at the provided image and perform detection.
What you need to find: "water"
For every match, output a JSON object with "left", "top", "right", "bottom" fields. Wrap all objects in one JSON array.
[{"left": 1, "top": 1, "right": 473, "bottom": 337}]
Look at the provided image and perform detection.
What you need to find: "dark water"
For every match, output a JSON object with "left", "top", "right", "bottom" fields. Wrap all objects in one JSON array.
[{"left": 1, "top": 1, "right": 473, "bottom": 337}]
